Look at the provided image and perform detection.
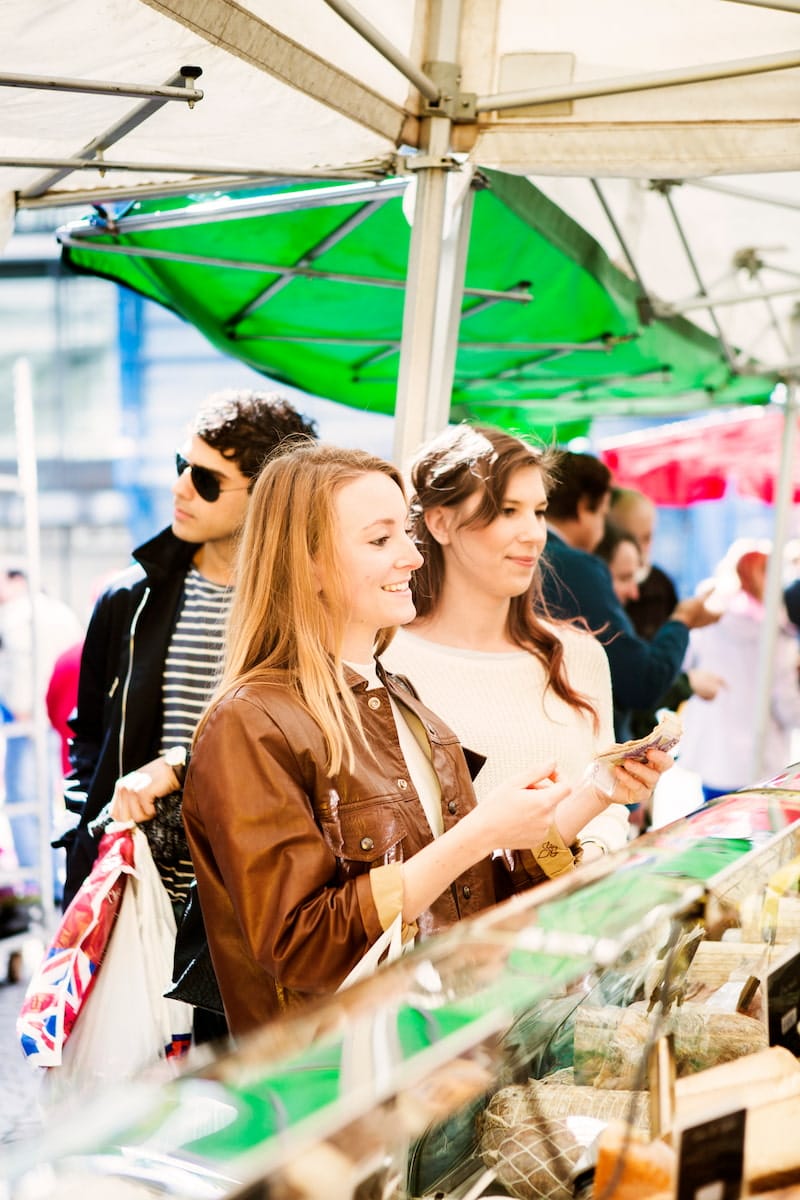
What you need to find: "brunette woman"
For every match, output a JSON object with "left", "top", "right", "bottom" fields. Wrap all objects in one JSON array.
[{"left": 382, "top": 425, "right": 634, "bottom": 858}]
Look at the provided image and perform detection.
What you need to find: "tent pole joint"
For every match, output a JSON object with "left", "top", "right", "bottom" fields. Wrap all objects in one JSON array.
[
  {"left": 403, "top": 153, "right": 462, "bottom": 172},
  {"left": 421, "top": 61, "right": 476, "bottom": 121}
]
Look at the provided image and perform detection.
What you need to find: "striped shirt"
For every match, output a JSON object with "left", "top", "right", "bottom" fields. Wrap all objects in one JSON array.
[{"left": 145, "top": 567, "right": 233, "bottom": 904}]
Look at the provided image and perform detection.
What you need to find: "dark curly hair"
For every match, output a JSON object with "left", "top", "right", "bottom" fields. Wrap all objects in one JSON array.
[{"left": 191, "top": 389, "right": 318, "bottom": 484}]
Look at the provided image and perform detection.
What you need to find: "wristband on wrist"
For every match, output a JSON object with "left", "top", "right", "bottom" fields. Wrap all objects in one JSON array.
[
  {"left": 163, "top": 744, "right": 188, "bottom": 787},
  {"left": 531, "top": 823, "right": 575, "bottom": 878}
]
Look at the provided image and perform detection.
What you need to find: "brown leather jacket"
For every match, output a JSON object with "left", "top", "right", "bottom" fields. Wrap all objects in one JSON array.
[{"left": 183, "top": 664, "right": 570, "bottom": 1036}]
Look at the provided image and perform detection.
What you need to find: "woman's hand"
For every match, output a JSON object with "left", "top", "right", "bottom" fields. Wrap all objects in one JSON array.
[
  {"left": 607, "top": 747, "right": 673, "bottom": 808},
  {"left": 400, "top": 762, "right": 572, "bottom": 924},
  {"left": 477, "top": 763, "right": 572, "bottom": 852}
]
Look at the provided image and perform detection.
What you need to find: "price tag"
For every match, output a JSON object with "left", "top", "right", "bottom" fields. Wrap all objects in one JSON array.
[
  {"left": 767, "top": 948, "right": 800, "bottom": 1054},
  {"left": 676, "top": 1109, "right": 745, "bottom": 1200}
]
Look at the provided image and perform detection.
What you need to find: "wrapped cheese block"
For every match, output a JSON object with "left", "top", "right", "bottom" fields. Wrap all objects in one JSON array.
[
  {"left": 674, "top": 1045, "right": 800, "bottom": 1126},
  {"left": 739, "top": 1094, "right": 800, "bottom": 1193},
  {"left": 684, "top": 940, "right": 769, "bottom": 991},
  {"left": 593, "top": 1120, "right": 676, "bottom": 1199},
  {"left": 574, "top": 1002, "right": 767, "bottom": 1089},
  {"left": 479, "top": 1085, "right": 593, "bottom": 1200}
]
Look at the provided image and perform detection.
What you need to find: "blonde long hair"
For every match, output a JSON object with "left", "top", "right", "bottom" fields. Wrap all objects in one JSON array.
[{"left": 195, "top": 442, "right": 405, "bottom": 773}]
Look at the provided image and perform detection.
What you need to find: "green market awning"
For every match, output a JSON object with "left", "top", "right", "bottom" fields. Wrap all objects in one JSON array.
[{"left": 58, "top": 169, "right": 776, "bottom": 443}]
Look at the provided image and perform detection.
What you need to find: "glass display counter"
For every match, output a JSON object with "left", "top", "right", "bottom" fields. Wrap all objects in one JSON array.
[{"left": 4, "top": 774, "right": 800, "bottom": 1200}]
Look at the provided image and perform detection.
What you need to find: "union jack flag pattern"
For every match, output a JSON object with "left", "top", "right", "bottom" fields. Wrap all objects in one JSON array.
[{"left": 17, "top": 824, "right": 136, "bottom": 1066}]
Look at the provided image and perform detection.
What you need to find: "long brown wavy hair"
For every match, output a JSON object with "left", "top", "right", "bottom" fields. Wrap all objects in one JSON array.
[
  {"left": 195, "top": 442, "right": 406, "bottom": 773},
  {"left": 408, "top": 424, "right": 599, "bottom": 729}
]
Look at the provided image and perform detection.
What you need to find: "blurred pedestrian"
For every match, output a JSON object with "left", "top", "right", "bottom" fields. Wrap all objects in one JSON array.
[
  {"left": 679, "top": 539, "right": 800, "bottom": 799},
  {"left": 608, "top": 488, "right": 675, "bottom": 639},
  {"left": 0, "top": 565, "right": 82, "bottom": 876},
  {"left": 608, "top": 487, "right": 723, "bottom": 739},
  {"left": 594, "top": 521, "right": 643, "bottom": 605},
  {"left": 46, "top": 640, "right": 83, "bottom": 776},
  {"left": 540, "top": 452, "right": 720, "bottom": 741}
]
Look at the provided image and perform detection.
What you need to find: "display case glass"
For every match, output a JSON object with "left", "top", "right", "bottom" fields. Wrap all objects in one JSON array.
[{"left": 4, "top": 777, "right": 800, "bottom": 1200}]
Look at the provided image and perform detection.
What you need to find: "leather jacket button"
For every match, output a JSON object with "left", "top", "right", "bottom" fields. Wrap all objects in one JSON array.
[
  {"left": 367, "top": 696, "right": 381, "bottom": 710},
  {"left": 360, "top": 836, "right": 374, "bottom": 851},
  {"left": 462, "top": 884, "right": 471, "bottom": 899},
  {"left": 397, "top": 778, "right": 408, "bottom": 790},
  {"left": 448, "top": 800, "right": 457, "bottom": 814}
]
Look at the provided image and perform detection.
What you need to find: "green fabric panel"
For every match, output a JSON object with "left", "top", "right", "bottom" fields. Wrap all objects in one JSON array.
[{"left": 61, "top": 172, "right": 775, "bottom": 440}]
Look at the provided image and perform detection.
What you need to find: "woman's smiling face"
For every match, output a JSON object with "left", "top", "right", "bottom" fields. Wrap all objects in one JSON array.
[
  {"left": 325, "top": 470, "right": 423, "bottom": 661},
  {"left": 427, "top": 464, "right": 548, "bottom": 601}
]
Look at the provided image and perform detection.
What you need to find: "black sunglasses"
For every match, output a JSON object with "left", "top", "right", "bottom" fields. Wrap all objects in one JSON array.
[{"left": 175, "top": 452, "right": 249, "bottom": 504}]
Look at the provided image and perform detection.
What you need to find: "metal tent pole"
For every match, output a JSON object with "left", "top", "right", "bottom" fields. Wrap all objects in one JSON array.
[
  {"left": 392, "top": 0, "right": 464, "bottom": 468},
  {"left": 424, "top": 170, "right": 476, "bottom": 438},
  {"left": 751, "top": 307, "right": 800, "bottom": 781},
  {"left": 474, "top": 49, "right": 800, "bottom": 113}
]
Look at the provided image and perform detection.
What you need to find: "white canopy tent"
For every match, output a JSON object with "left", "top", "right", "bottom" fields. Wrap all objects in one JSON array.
[
  {"left": 2, "top": 0, "right": 800, "bottom": 777},
  {"left": 2, "top": 1, "right": 799, "bottom": 442}
]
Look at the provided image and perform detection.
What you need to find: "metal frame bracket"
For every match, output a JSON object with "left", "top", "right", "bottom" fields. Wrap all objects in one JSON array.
[
  {"left": 420, "top": 61, "right": 476, "bottom": 121},
  {"left": 400, "top": 152, "right": 463, "bottom": 172}
]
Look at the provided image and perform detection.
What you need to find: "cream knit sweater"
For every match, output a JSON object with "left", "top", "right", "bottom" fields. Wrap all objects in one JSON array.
[{"left": 382, "top": 623, "right": 629, "bottom": 852}]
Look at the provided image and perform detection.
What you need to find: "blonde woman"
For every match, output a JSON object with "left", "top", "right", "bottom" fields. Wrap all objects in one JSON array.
[
  {"left": 183, "top": 444, "right": 668, "bottom": 1036},
  {"left": 382, "top": 425, "right": 632, "bottom": 858}
]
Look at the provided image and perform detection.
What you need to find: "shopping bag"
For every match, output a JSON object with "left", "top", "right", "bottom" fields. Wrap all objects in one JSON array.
[
  {"left": 46, "top": 826, "right": 193, "bottom": 1098},
  {"left": 338, "top": 916, "right": 412, "bottom": 1097},
  {"left": 17, "top": 822, "right": 136, "bottom": 1066},
  {"left": 337, "top": 914, "right": 411, "bottom": 991}
]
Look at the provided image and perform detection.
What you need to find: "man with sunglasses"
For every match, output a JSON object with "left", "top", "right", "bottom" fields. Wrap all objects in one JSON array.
[{"left": 58, "top": 389, "right": 317, "bottom": 909}]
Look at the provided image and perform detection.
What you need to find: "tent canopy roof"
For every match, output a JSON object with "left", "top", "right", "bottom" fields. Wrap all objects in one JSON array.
[
  {"left": 58, "top": 169, "right": 776, "bottom": 441},
  {"left": 2, "top": 0, "right": 800, "bottom": 229}
]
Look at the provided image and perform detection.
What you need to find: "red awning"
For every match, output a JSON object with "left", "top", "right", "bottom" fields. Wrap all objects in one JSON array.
[{"left": 599, "top": 407, "right": 800, "bottom": 507}]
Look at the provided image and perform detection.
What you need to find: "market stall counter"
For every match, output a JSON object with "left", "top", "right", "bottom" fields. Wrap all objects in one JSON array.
[{"left": 4, "top": 770, "right": 800, "bottom": 1200}]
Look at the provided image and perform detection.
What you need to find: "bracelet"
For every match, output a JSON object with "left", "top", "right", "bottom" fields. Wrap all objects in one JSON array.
[{"left": 580, "top": 837, "right": 609, "bottom": 856}]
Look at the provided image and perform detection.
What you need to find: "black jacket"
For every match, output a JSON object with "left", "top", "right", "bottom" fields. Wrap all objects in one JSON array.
[
  {"left": 59, "top": 527, "right": 196, "bottom": 905},
  {"left": 541, "top": 529, "right": 689, "bottom": 741}
]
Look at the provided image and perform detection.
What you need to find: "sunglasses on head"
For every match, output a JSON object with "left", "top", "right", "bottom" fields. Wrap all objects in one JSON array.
[{"left": 175, "top": 452, "right": 249, "bottom": 504}]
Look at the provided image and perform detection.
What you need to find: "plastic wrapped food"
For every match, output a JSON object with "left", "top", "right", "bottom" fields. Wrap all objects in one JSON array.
[
  {"left": 499, "top": 1076, "right": 650, "bottom": 1134},
  {"left": 574, "top": 1002, "right": 767, "bottom": 1089},
  {"left": 479, "top": 1088, "right": 590, "bottom": 1200}
]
